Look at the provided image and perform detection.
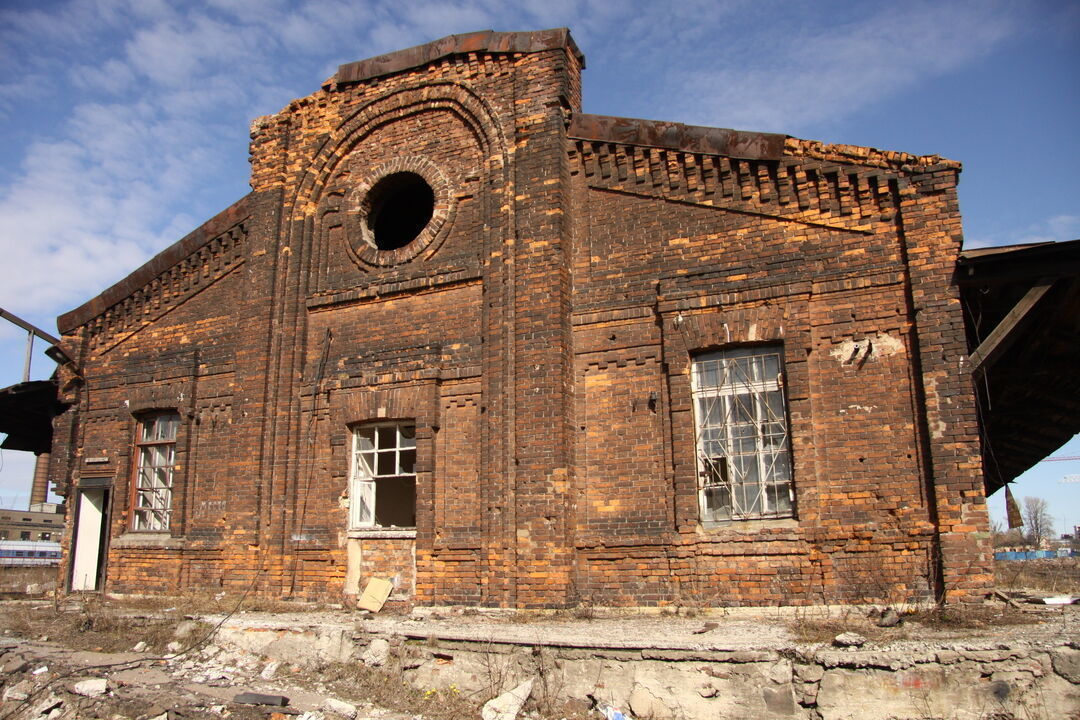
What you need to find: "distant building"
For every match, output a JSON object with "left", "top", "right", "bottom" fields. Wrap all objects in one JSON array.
[{"left": 0, "top": 503, "right": 64, "bottom": 543}]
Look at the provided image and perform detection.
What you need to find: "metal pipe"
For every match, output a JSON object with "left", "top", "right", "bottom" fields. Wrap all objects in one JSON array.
[
  {"left": 0, "top": 307, "right": 61, "bottom": 345},
  {"left": 23, "top": 330, "right": 33, "bottom": 382}
]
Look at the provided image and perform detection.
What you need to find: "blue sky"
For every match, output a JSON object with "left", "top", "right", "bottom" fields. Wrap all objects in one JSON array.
[{"left": 0, "top": 0, "right": 1077, "bottom": 532}]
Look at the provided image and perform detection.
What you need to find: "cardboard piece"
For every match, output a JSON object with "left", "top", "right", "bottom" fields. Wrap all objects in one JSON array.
[{"left": 357, "top": 577, "right": 394, "bottom": 612}]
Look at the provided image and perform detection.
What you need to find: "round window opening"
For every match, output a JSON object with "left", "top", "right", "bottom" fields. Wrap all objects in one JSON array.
[{"left": 366, "top": 172, "right": 435, "bottom": 251}]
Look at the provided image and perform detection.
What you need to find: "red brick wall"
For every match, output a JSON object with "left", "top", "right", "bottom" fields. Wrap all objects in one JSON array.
[{"left": 53, "top": 32, "right": 990, "bottom": 608}]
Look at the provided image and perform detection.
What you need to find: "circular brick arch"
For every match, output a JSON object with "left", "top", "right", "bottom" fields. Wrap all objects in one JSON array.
[
  {"left": 290, "top": 82, "right": 511, "bottom": 271},
  {"left": 343, "top": 157, "right": 455, "bottom": 267}
]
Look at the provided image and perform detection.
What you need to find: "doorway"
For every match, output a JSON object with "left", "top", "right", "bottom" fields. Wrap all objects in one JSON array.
[{"left": 70, "top": 487, "right": 109, "bottom": 591}]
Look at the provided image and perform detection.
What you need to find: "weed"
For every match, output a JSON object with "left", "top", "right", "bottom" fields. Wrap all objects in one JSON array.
[
  {"left": 319, "top": 660, "right": 479, "bottom": 720},
  {"left": 0, "top": 597, "right": 213, "bottom": 653},
  {"left": 786, "top": 603, "right": 1040, "bottom": 645},
  {"left": 995, "top": 557, "right": 1080, "bottom": 595}
]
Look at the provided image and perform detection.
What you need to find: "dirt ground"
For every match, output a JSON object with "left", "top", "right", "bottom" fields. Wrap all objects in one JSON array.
[{"left": 0, "top": 558, "right": 1077, "bottom": 720}]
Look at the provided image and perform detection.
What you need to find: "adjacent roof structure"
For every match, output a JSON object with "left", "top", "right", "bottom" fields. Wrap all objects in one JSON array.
[
  {"left": 958, "top": 238, "right": 1080, "bottom": 493},
  {"left": 0, "top": 380, "right": 62, "bottom": 454}
]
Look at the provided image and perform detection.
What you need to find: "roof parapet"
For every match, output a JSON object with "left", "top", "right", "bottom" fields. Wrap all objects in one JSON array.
[
  {"left": 569, "top": 113, "right": 785, "bottom": 161},
  {"left": 570, "top": 113, "right": 960, "bottom": 171},
  {"left": 335, "top": 28, "right": 584, "bottom": 87}
]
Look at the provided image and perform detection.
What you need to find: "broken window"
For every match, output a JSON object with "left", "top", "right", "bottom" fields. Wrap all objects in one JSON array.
[
  {"left": 692, "top": 346, "right": 793, "bottom": 522},
  {"left": 350, "top": 422, "right": 416, "bottom": 529},
  {"left": 131, "top": 412, "right": 180, "bottom": 531}
]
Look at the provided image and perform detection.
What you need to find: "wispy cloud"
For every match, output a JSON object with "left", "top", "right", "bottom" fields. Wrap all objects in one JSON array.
[
  {"left": 0, "top": 0, "right": 1043, "bottom": 324},
  {"left": 674, "top": 1, "right": 1017, "bottom": 133},
  {"left": 965, "top": 214, "right": 1080, "bottom": 250}
]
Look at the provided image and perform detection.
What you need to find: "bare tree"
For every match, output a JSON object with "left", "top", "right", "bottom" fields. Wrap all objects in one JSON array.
[
  {"left": 1022, "top": 496, "right": 1054, "bottom": 548},
  {"left": 989, "top": 517, "right": 1026, "bottom": 548}
]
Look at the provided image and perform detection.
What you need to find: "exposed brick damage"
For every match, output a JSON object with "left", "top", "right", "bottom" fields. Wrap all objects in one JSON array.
[{"left": 51, "top": 29, "right": 992, "bottom": 607}]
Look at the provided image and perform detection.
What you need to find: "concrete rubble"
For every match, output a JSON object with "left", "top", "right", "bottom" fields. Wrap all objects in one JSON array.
[
  {"left": 201, "top": 607, "right": 1080, "bottom": 719},
  {"left": 0, "top": 604, "right": 1078, "bottom": 719},
  {"left": 71, "top": 677, "right": 108, "bottom": 697},
  {"left": 481, "top": 677, "right": 534, "bottom": 720},
  {"left": 0, "top": 637, "right": 416, "bottom": 720}
]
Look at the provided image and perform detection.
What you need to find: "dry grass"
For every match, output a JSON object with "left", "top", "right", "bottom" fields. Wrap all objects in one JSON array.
[
  {"left": 995, "top": 557, "right": 1080, "bottom": 594},
  {"left": 0, "top": 597, "right": 213, "bottom": 654},
  {"left": 787, "top": 604, "right": 1040, "bottom": 644},
  {"left": 319, "top": 661, "right": 481, "bottom": 720},
  {"left": 315, "top": 657, "right": 593, "bottom": 720},
  {"left": 110, "top": 590, "right": 323, "bottom": 615}
]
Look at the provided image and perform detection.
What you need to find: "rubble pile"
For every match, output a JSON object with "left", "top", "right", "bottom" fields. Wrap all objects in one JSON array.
[{"left": 0, "top": 639, "right": 416, "bottom": 720}]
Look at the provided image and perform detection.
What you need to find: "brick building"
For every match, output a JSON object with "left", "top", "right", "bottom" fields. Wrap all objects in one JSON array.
[{"left": 51, "top": 29, "right": 993, "bottom": 606}]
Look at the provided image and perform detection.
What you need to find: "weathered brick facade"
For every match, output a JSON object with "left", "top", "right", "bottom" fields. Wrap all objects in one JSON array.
[{"left": 52, "top": 29, "right": 992, "bottom": 607}]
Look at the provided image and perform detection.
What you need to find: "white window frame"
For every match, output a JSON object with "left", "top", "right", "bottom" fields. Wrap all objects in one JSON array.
[
  {"left": 691, "top": 346, "right": 794, "bottom": 522},
  {"left": 349, "top": 422, "right": 417, "bottom": 529},
  {"left": 131, "top": 412, "right": 180, "bottom": 531}
]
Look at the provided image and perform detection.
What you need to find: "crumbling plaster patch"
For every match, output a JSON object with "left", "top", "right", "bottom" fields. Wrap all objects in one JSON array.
[{"left": 829, "top": 332, "right": 905, "bottom": 366}]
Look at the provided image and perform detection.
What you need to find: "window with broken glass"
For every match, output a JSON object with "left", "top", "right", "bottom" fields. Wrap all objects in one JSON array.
[
  {"left": 691, "top": 346, "right": 793, "bottom": 522},
  {"left": 131, "top": 412, "right": 180, "bottom": 531},
  {"left": 350, "top": 422, "right": 416, "bottom": 529}
]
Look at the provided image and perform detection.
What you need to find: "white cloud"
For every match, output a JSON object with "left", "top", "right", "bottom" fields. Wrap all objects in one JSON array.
[
  {"left": 674, "top": 1, "right": 1017, "bottom": 133},
  {"left": 0, "top": 445, "right": 39, "bottom": 510},
  {"left": 1014, "top": 214, "right": 1080, "bottom": 245},
  {"left": 0, "top": 0, "right": 1060, "bottom": 331},
  {"left": 965, "top": 214, "right": 1080, "bottom": 250},
  {"left": 70, "top": 58, "right": 138, "bottom": 94}
]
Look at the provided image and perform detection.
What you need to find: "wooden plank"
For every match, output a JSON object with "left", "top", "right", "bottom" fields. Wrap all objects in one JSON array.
[{"left": 970, "top": 279, "right": 1055, "bottom": 374}]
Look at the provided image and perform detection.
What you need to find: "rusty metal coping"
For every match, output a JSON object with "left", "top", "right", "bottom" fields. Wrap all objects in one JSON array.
[
  {"left": 958, "top": 238, "right": 1080, "bottom": 286},
  {"left": 336, "top": 28, "right": 584, "bottom": 86},
  {"left": 568, "top": 113, "right": 787, "bottom": 161},
  {"left": 57, "top": 194, "right": 252, "bottom": 334}
]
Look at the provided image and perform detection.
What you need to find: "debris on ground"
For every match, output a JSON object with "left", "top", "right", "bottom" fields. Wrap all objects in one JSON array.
[
  {"left": 72, "top": 677, "right": 109, "bottom": 697},
  {"left": 2, "top": 588, "right": 1078, "bottom": 720},
  {"left": 234, "top": 691, "right": 290, "bottom": 705},
  {"left": 482, "top": 676, "right": 535, "bottom": 720},
  {"left": 592, "top": 700, "right": 633, "bottom": 720},
  {"left": 832, "top": 631, "right": 867, "bottom": 648},
  {"left": 356, "top": 578, "right": 393, "bottom": 613},
  {"left": 359, "top": 637, "right": 390, "bottom": 667}
]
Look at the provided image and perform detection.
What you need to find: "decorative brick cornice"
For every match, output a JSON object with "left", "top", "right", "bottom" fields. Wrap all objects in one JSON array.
[
  {"left": 63, "top": 216, "right": 248, "bottom": 353},
  {"left": 571, "top": 138, "right": 900, "bottom": 235}
]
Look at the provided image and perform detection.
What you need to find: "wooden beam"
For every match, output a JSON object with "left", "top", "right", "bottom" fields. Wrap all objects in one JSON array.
[{"left": 969, "top": 279, "right": 1055, "bottom": 375}]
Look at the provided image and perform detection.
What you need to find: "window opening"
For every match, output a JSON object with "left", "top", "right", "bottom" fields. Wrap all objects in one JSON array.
[
  {"left": 691, "top": 346, "right": 794, "bottom": 522},
  {"left": 131, "top": 412, "right": 179, "bottom": 531},
  {"left": 366, "top": 172, "right": 434, "bottom": 251},
  {"left": 350, "top": 422, "right": 416, "bottom": 528}
]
